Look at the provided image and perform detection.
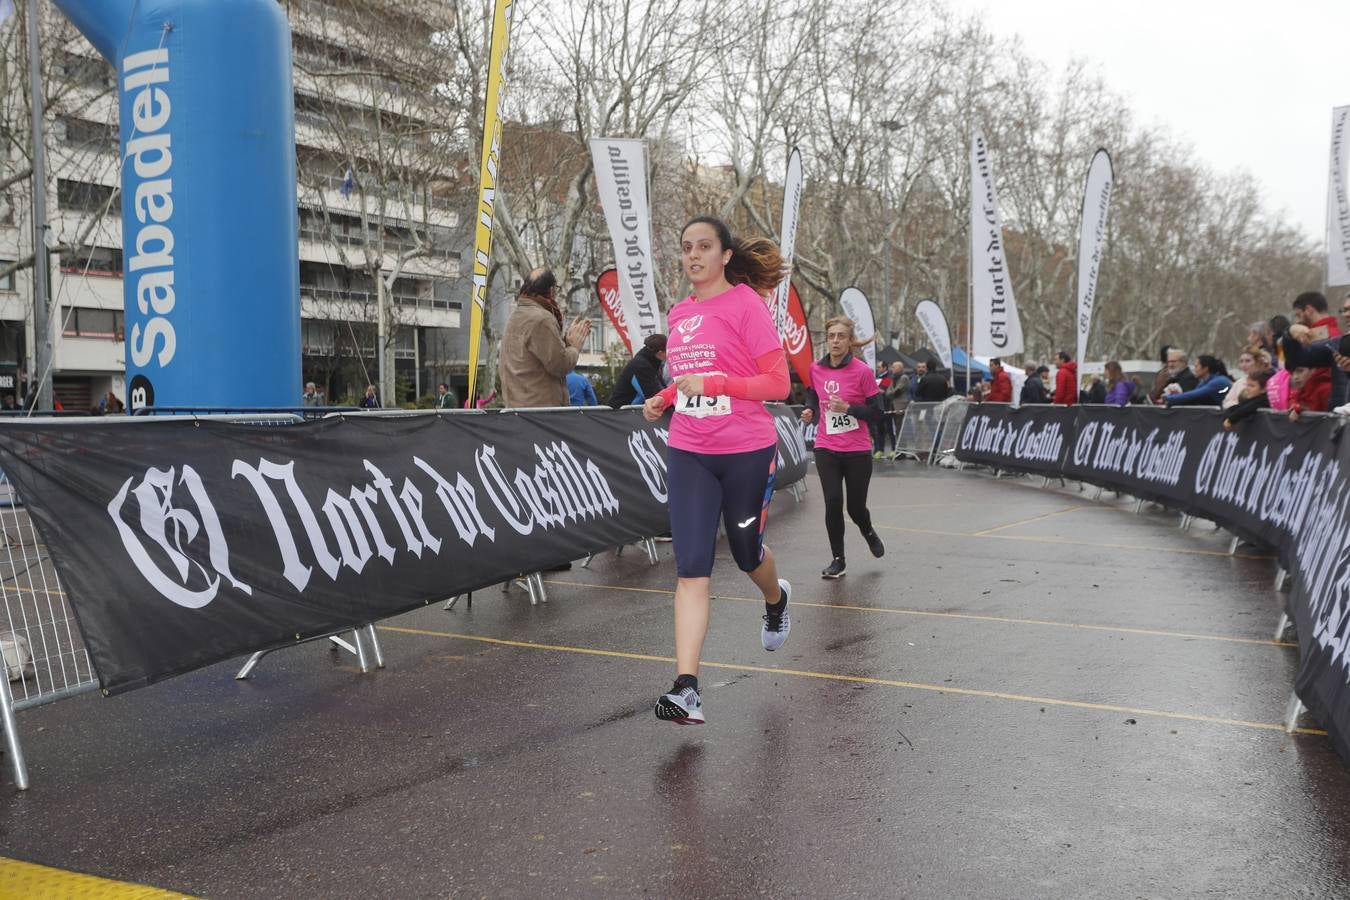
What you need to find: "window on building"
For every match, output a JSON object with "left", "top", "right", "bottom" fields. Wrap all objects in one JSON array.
[
  {"left": 59, "top": 246, "right": 122, "bottom": 276},
  {"left": 61, "top": 307, "right": 124, "bottom": 340},
  {"left": 59, "top": 117, "right": 119, "bottom": 155},
  {"left": 57, "top": 179, "right": 119, "bottom": 216},
  {"left": 53, "top": 51, "right": 115, "bottom": 90},
  {"left": 302, "top": 320, "right": 336, "bottom": 356},
  {"left": 0, "top": 260, "right": 13, "bottom": 292}
]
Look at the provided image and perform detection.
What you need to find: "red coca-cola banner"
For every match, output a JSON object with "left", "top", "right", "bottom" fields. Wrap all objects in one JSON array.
[
  {"left": 595, "top": 268, "right": 633, "bottom": 354},
  {"left": 784, "top": 282, "right": 813, "bottom": 386}
]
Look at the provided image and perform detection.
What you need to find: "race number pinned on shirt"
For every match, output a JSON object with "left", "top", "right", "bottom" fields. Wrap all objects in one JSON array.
[
  {"left": 824, "top": 411, "right": 858, "bottom": 435},
  {"left": 676, "top": 372, "right": 732, "bottom": 418}
]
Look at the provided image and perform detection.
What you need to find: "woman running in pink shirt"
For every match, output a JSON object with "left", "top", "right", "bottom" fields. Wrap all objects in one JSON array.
[
  {"left": 799, "top": 316, "right": 886, "bottom": 579},
  {"left": 642, "top": 216, "right": 792, "bottom": 725}
]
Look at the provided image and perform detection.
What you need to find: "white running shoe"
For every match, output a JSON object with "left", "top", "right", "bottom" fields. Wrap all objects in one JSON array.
[
  {"left": 655, "top": 683, "right": 705, "bottom": 724},
  {"left": 761, "top": 579, "right": 792, "bottom": 651}
]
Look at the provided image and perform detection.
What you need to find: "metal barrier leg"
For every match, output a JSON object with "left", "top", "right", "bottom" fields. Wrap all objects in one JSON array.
[
  {"left": 1274, "top": 612, "right": 1290, "bottom": 641},
  {"left": 1179, "top": 514, "right": 1192, "bottom": 530},
  {"left": 235, "top": 651, "right": 268, "bottom": 680},
  {"left": 1284, "top": 693, "right": 1306, "bottom": 733},
  {"left": 642, "top": 538, "right": 659, "bottom": 565},
  {"left": 1134, "top": 498, "right": 1144, "bottom": 514},
  {"left": 1228, "top": 535, "right": 1240, "bottom": 556},
  {"left": 0, "top": 668, "right": 29, "bottom": 790},
  {"left": 351, "top": 628, "right": 370, "bottom": 673},
  {"left": 530, "top": 572, "right": 548, "bottom": 604},
  {"left": 1276, "top": 568, "right": 1290, "bottom": 591},
  {"left": 581, "top": 552, "right": 596, "bottom": 569},
  {"left": 444, "top": 592, "right": 471, "bottom": 610},
  {"left": 366, "top": 625, "right": 385, "bottom": 669}
]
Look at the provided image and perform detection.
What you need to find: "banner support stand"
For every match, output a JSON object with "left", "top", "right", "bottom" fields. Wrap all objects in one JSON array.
[
  {"left": 0, "top": 666, "right": 29, "bottom": 790},
  {"left": 1285, "top": 693, "right": 1306, "bottom": 733},
  {"left": 234, "top": 626, "right": 385, "bottom": 681}
]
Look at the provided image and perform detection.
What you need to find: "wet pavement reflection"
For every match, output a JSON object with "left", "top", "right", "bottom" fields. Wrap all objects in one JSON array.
[{"left": 3, "top": 465, "right": 1350, "bottom": 897}]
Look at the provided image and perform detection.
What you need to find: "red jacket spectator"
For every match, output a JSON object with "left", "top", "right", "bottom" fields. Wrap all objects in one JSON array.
[
  {"left": 1053, "top": 358, "right": 1078, "bottom": 405},
  {"left": 987, "top": 367, "right": 1012, "bottom": 402},
  {"left": 1292, "top": 367, "right": 1331, "bottom": 413},
  {"left": 1311, "top": 315, "right": 1343, "bottom": 341}
]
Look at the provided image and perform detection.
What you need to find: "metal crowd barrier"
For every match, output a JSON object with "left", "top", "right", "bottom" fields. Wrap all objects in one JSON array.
[
  {"left": 891, "top": 399, "right": 973, "bottom": 463},
  {"left": 0, "top": 408, "right": 386, "bottom": 791},
  {"left": 891, "top": 402, "right": 945, "bottom": 461},
  {"left": 0, "top": 469, "right": 98, "bottom": 791},
  {"left": 930, "top": 399, "right": 973, "bottom": 464}
]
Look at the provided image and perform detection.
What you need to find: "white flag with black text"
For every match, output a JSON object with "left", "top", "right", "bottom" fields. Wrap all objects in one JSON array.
[
  {"left": 1329, "top": 106, "right": 1350, "bottom": 287},
  {"left": 590, "top": 138, "right": 660, "bottom": 347},
  {"left": 1075, "top": 150, "right": 1114, "bottom": 366},
  {"left": 969, "top": 129, "right": 1024, "bottom": 356}
]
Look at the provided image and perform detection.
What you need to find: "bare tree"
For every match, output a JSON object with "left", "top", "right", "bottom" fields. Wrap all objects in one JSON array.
[{"left": 288, "top": 0, "right": 472, "bottom": 404}]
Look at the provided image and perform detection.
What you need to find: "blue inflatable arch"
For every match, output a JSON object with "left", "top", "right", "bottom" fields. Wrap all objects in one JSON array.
[{"left": 54, "top": 0, "right": 301, "bottom": 410}]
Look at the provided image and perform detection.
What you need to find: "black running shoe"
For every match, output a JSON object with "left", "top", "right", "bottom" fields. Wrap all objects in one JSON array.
[
  {"left": 864, "top": 530, "right": 885, "bottom": 558},
  {"left": 822, "top": 557, "right": 846, "bottom": 579},
  {"left": 655, "top": 683, "right": 705, "bottom": 724}
]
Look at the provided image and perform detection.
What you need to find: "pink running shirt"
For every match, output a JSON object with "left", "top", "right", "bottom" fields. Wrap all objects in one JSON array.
[
  {"left": 809, "top": 356, "right": 880, "bottom": 453},
  {"left": 665, "top": 282, "right": 784, "bottom": 454}
]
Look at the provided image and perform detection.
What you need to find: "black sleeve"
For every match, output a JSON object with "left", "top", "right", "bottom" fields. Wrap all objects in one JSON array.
[
  {"left": 633, "top": 357, "right": 665, "bottom": 401},
  {"left": 606, "top": 361, "right": 637, "bottom": 408},
  {"left": 1281, "top": 335, "right": 1335, "bottom": 369},
  {"left": 1223, "top": 395, "right": 1269, "bottom": 425},
  {"left": 846, "top": 393, "right": 884, "bottom": 424},
  {"left": 804, "top": 388, "right": 821, "bottom": 418}
]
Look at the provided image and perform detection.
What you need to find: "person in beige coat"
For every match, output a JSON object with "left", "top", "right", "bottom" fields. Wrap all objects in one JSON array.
[{"left": 498, "top": 268, "right": 591, "bottom": 408}]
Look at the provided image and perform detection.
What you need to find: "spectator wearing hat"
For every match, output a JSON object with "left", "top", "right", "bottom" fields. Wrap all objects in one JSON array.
[{"left": 607, "top": 333, "right": 669, "bottom": 408}]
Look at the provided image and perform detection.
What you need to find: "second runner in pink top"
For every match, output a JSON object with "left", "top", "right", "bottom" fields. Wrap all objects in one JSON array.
[
  {"left": 808, "top": 356, "right": 880, "bottom": 453},
  {"left": 664, "top": 282, "right": 784, "bottom": 454}
]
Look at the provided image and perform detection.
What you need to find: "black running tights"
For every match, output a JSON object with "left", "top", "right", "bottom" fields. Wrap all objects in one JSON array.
[{"left": 814, "top": 448, "right": 874, "bottom": 559}]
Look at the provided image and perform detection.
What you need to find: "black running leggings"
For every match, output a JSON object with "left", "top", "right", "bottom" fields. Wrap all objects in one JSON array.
[{"left": 814, "top": 448, "right": 874, "bottom": 559}]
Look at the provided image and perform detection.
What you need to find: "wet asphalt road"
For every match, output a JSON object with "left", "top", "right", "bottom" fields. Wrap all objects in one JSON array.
[{"left": 3, "top": 464, "right": 1350, "bottom": 898}]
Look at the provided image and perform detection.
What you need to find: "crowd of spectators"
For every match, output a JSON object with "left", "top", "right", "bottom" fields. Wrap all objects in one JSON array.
[{"left": 955, "top": 290, "right": 1350, "bottom": 430}]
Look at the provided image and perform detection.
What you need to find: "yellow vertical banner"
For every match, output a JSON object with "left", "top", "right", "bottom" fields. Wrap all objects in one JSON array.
[{"left": 466, "top": 0, "right": 515, "bottom": 406}]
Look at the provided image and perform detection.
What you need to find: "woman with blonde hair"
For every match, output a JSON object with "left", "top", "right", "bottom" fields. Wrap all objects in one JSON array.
[
  {"left": 799, "top": 316, "right": 885, "bottom": 578},
  {"left": 642, "top": 216, "right": 792, "bottom": 725}
]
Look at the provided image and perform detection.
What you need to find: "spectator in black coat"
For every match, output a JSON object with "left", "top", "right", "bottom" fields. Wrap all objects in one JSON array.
[
  {"left": 915, "top": 365, "right": 952, "bottom": 402},
  {"left": 1020, "top": 366, "right": 1049, "bottom": 404},
  {"left": 606, "top": 333, "right": 668, "bottom": 408}
]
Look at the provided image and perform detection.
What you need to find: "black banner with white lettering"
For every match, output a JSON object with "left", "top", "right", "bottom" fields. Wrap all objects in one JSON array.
[
  {"left": 957, "top": 403, "right": 1350, "bottom": 762},
  {"left": 954, "top": 403, "right": 1076, "bottom": 474},
  {"left": 0, "top": 406, "right": 808, "bottom": 694}
]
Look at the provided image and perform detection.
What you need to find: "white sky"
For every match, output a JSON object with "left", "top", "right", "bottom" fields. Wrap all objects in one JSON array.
[{"left": 944, "top": 0, "right": 1350, "bottom": 245}]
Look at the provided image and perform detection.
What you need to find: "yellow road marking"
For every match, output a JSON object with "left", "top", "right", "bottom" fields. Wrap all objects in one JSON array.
[
  {"left": 0, "top": 581, "right": 66, "bottom": 600},
  {"left": 0, "top": 856, "right": 193, "bottom": 898},
  {"left": 974, "top": 505, "right": 1096, "bottom": 536},
  {"left": 377, "top": 625, "right": 1325, "bottom": 737},
  {"left": 541, "top": 579, "right": 1296, "bottom": 649},
  {"left": 872, "top": 522, "right": 1274, "bottom": 559}
]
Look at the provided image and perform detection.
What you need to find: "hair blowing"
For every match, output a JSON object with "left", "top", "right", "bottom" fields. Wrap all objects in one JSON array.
[
  {"left": 823, "top": 315, "right": 875, "bottom": 353},
  {"left": 682, "top": 216, "right": 787, "bottom": 295}
]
